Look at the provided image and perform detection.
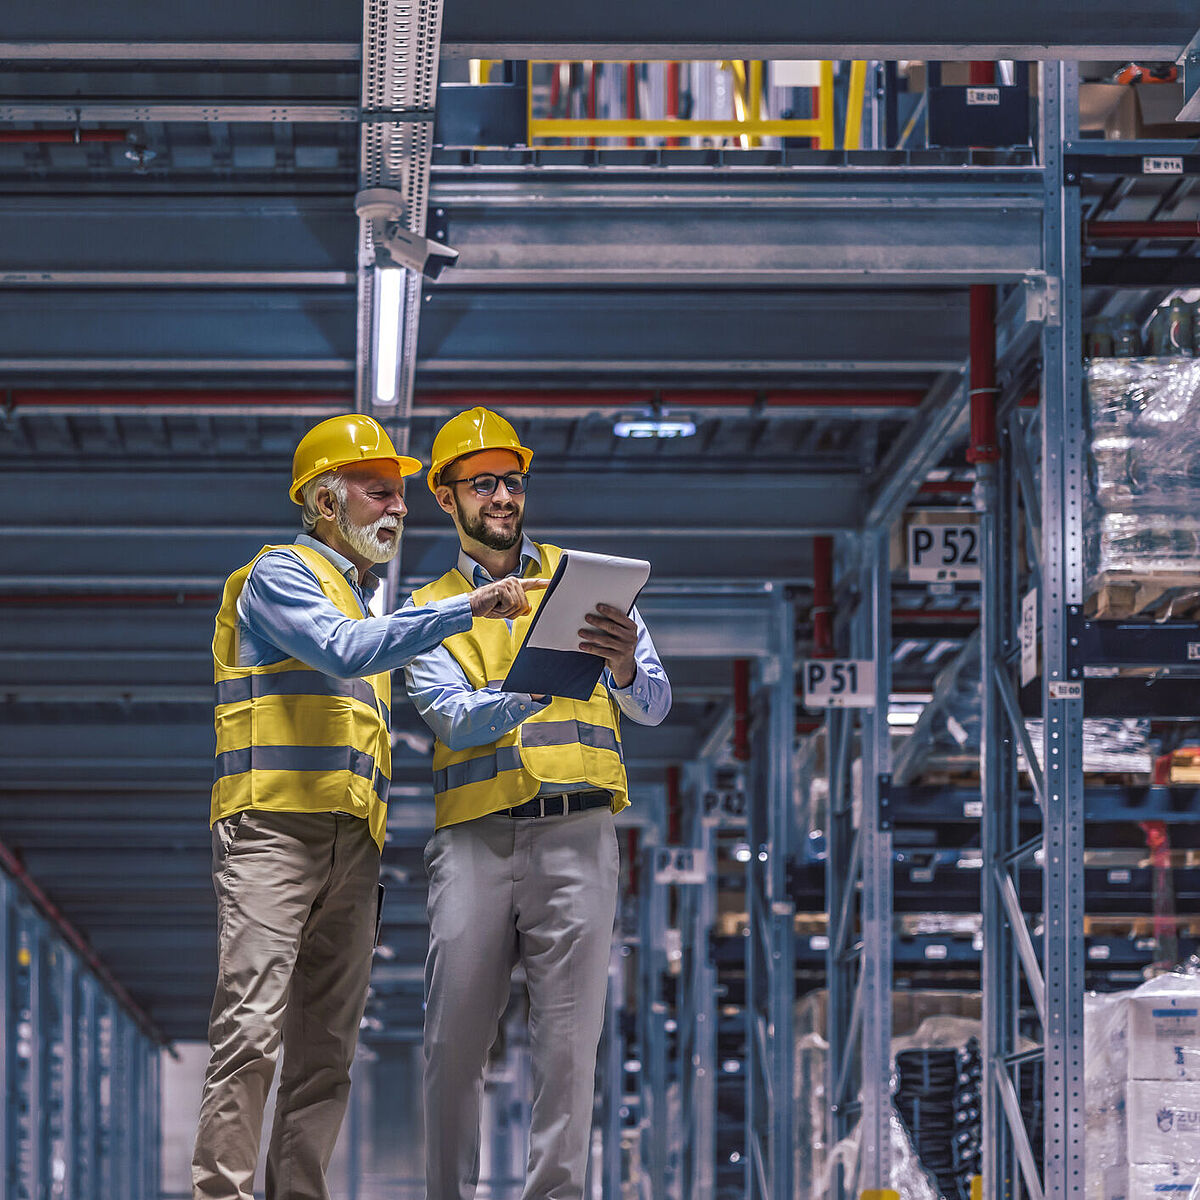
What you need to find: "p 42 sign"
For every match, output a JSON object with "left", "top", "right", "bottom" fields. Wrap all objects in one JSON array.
[
  {"left": 907, "top": 520, "right": 981, "bottom": 582},
  {"left": 802, "top": 659, "right": 876, "bottom": 709}
]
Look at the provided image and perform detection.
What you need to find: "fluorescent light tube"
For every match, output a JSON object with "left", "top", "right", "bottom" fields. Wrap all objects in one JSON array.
[{"left": 374, "top": 267, "right": 403, "bottom": 404}]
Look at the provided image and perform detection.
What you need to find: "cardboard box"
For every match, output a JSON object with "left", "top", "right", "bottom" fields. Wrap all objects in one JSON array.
[
  {"left": 1127, "top": 1079, "right": 1200, "bottom": 1165},
  {"left": 1129, "top": 994, "right": 1200, "bottom": 1081},
  {"left": 1079, "top": 81, "right": 1200, "bottom": 142},
  {"left": 1080, "top": 83, "right": 1139, "bottom": 140},
  {"left": 1127, "top": 1161, "right": 1200, "bottom": 1198}
]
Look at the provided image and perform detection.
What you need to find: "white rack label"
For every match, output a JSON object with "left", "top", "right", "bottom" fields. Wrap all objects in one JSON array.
[
  {"left": 1049, "top": 681, "right": 1082, "bottom": 700},
  {"left": 809, "top": 934, "right": 830, "bottom": 951},
  {"left": 801, "top": 659, "right": 876, "bottom": 708},
  {"left": 1020, "top": 587, "right": 1038, "bottom": 687},
  {"left": 1107, "top": 869, "right": 1132, "bottom": 885},
  {"left": 924, "top": 943, "right": 949, "bottom": 960},
  {"left": 1143, "top": 156, "right": 1184, "bottom": 175},
  {"left": 963, "top": 800, "right": 984, "bottom": 818},
  {"left": 653, "top": 847, "right": 707, "bottom": 885},
  {"left": 967, "top": 87, "right": 1001, "bottom": 106},
  {"left": 1188, "top": 642, "right": 1200, "bottom": 661},
  {"left": 907, "top": 521, "right": 981, "bottom": 582},
  {"left": 910, "top": 868, "right": 934, "bottom": 883}
]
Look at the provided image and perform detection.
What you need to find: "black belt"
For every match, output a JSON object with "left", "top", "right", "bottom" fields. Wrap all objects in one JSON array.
[{"left": 503, "top": 790, "right": 611, "bottom": 819}]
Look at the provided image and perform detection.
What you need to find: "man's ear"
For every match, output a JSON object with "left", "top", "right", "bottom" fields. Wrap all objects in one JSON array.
[
  {"left": 433, "top": 485, "right": 456, "bottom": 516},
  {"left": 314, "top": 484, "right": 339, "bottom": 522}
]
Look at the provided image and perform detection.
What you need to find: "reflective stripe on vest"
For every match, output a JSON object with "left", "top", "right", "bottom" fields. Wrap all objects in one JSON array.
[
  {"left": 413, "top": 543, "right": 629, "bottom": 829},
  {"left": 210, "top": 543, "right": 392, "bottom": 850},
  {"left": 215, "top": 671, "right": 390, "bottom": 728}
]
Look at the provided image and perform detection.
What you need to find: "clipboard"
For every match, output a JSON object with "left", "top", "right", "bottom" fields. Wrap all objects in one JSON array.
[{"left": 501, "top": 550, "right": 651, "bottom": 700}]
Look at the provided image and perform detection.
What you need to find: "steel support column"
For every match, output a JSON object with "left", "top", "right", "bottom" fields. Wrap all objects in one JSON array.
[
  {"left": 856, "top": 530, "right": 894, "bottom": 1192},
  {"left": 745, "top": 588, "right": 796, "bottom": 1200},
  {"left": 1039, "top": 60, "right": 1087, "bottom": 1200}
]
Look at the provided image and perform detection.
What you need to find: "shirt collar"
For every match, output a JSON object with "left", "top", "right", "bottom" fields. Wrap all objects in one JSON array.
[
  {"left": 458, "top": 535, "right": 540, "bottom": 586},
  {"left": 294, "top": 532, "right": 381, "bottom": 600}
]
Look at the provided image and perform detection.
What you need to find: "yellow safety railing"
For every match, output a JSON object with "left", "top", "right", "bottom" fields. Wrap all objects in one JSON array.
[{"left": 523, "top": 60, "right": 838, "bottom": 148}]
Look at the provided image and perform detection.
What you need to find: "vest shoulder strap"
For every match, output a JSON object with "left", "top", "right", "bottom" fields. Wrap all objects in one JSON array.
[{"left": 213, "top": 542, "right": 367, "bottom": 674}]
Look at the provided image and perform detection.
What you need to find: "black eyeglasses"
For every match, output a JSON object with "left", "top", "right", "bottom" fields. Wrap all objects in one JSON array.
[{"left": 443, "top": 472, "right": 528, "bottom": 497}]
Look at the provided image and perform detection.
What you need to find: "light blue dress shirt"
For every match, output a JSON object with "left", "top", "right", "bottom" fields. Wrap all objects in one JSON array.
[
  {"left": 403, "top": 536, "right": 672, "bottom": 793},
  {"left": 235, "top": 533, "right": 474, "bottom": 675}
]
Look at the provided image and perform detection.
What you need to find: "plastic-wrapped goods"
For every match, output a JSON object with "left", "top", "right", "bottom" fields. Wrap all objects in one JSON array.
[
  {"left": 1019, "top": 718, "right": 1154, "bottom": 776},
  {"left": 1127, "top": 1079, "right": 1200, "bottom": 1164},
  {"left": 820, "top": 1104, "right": 942, "bottom": 1200},
  {"left": 1086, "top": 358, "right": 1200, "bottom": 602},
  {"left": 1127, "top": 1161, "right": 1200, "bottom": 1198},
  {"left": 1129, "top": 994, "right": 1200, "bottom": 1081},
  {"left": 1085, "top": 960, "right": 1200, "bottom": 1198},
  {"left": 893, "top": 630, "right": 1155, "bottom": 783}
]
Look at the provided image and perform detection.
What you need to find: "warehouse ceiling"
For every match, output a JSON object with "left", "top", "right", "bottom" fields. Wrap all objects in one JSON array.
[{"left": 2, "top": 8, "right": 1198, "bottom": 1042}]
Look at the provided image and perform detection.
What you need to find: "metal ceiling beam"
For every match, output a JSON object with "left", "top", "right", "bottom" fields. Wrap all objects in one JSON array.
[
  {"left": 4, "top": 1, "right": 1193, "bottom": 57},
  {"left": 0, "top": 103, "right": 359, "bottom": 122},
  {"left": 430, "top": 174, "right": 1044, "bottom": 286},
  {"left": 439, "top": 0, "right": 1197, "bottom": 57}
]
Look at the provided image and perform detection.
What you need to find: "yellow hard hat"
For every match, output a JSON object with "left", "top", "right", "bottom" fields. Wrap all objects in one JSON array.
[
  {"left": 427, "top": 406, "right": 533, "bottom": 493},
  {"left": 289, "top": 414, "right": 422, "bottom": 504}
]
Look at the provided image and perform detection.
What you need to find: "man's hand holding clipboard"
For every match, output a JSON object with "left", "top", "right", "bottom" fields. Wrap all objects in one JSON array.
[{"left": 501, "top": 551, "right": 651, "bottom": 700}]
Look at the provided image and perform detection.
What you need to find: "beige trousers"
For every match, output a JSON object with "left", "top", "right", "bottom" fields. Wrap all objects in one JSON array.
[
  {"left": 423, "top": 808, "right": 620, "bottom": 1200},
  {"left": 192, "top": 810, "right": 380, "bottom": 1200}
]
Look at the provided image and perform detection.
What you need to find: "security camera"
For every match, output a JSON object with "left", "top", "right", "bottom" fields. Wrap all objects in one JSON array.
[{"left": 354, "top": 187, "right": 460, "bottom": 281}]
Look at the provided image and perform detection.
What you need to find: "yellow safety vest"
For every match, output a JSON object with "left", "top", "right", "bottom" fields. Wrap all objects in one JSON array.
[
  {"left": 211, "top": 543, "right": 392, "bottom": 850},
  {"left": 412, "top": 543, "right": 629, "bottom": 830}
]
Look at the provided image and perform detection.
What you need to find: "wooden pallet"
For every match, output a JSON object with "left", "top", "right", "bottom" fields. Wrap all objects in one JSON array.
[{"left": 1085, "top": 573, "right": 1200, "bottom": 619}]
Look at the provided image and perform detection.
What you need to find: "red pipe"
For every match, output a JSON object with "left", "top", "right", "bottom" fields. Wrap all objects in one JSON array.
[
  {"left": 733, "top": 658, "right": 751, "bottom": 762},
  {"left": 0, "top": 839, "right": 169, "bottom": 1047},
  {"left": 0, "top": 129, "right": 128, "bottom": 144},
  {"left": 10, "top": 388, "right": 344, "bottom": 408},
  {"left": 918, "top": 480, "right": 975, "bottom": 495},
  {"left": 1085, "top": 220, "right": 1200, "bottom": 241},
  {"left": 966, "top": 284, "right": 999, "bottom": 465},
  {"left": 968, "top": 61, "right": 996, "bottom": 87},
  {"left": 626, "top": 829, "right": 639, "bottom": 894},
  {"left": 10, "top": 387, "right": 929, "bottom": 410},
  {"left": 892, "top": 607, "right": 981, "bottom": 623},
  {"left": 665, "top": 764, "right": 682, "bottom": 844},
  {"left": 811, "top": 535, "right": 835, "bottom": 659}
]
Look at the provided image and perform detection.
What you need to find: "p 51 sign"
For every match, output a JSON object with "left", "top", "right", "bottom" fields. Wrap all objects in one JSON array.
[
  {"left": 907, "top": 520, "right": 981, "bottom": 582},
  {"left": 802, "top": 659, "right": 876, "bottom": 709}
]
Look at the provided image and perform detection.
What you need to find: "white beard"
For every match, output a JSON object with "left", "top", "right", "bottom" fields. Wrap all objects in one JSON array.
[{"left": 337, "top": 509, "right": 402, "bottom": 564}]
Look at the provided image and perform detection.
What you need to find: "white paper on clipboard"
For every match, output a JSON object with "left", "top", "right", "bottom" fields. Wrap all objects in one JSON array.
[
  {"left": 524, "top": 551, "right": 650, "bottom": 651},
  {"left": 501, "top": 550, "right": 651, "bottom": 699}
]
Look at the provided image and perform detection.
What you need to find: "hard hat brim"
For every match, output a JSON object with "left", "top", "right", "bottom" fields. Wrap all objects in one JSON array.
[{"left": 289, "top": 453, "right": 424, "bottom": 504}]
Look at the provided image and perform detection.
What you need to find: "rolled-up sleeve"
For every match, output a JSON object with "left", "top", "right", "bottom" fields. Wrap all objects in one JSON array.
[{"left": 240, "top": 551, "right": 473, "bottom": 678}]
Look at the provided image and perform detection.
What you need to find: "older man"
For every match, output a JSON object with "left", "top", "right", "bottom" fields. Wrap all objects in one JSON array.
[
  {"left": 194, "top": 414, "right": 544, "bottom": 1200},
  {"left": 406, "top": 407, "right": 672, "bottom": 1200}
]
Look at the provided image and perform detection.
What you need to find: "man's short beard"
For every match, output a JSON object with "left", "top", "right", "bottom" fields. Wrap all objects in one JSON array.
[
  {"left": 336, "top": 507, "right": 402, "bottom": 564},
  {"left": 455, "top": 493, "right": 524, "bottom": 550}
]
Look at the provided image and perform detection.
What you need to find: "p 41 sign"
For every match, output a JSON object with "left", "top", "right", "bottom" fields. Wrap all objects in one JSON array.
[
  {"left": 802, "top": 659, "right": 876, "bottom": 709},
  {"left": 907, "top": 520, "right": 982, "bottom": 583}
]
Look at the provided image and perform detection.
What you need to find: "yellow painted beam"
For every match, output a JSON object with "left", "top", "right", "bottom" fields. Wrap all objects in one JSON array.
[
  {"left": 860, "top": 1191, "right": 900, "bottom": 1200},
  {"left": 530, "top": 118, "right": 823, "bottom": 139},
  {"left": 817, "top": 59, "right": 836, "bottom": 149},
  {"left": 844, "top": 60, "right": 868, "bottom": 150}
]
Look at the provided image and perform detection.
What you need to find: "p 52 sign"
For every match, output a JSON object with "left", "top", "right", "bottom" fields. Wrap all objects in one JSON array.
[
  {"left": 802, "top": 659, "right": 876, "bottom": 709},
  {"left": 907, "top": 521, "right": 981, "bottom": 582}
]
